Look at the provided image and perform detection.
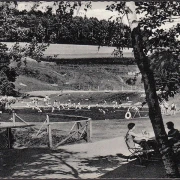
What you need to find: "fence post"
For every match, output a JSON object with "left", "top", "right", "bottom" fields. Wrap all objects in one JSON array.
[
  {"left": 12, "top": 111, "right": 16, "bottom": 126},
  {"left": 86, "top": 118, "right": 91, "bottom": 142},
  {"left": 77, "top": 122, "right": 80, "bottom": 140},
  {"left": 90, "top": 119, "right": 92, "bottom": 140},
  {"left": 46, "top": 114, "right": 53, "bottom": 148}
]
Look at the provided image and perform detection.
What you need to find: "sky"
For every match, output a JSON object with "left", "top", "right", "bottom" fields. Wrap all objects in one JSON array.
[{"left": 17, "top": 1, "right": 128, "bottom": 24}]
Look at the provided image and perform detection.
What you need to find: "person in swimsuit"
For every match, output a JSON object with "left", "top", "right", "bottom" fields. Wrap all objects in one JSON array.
[
  {"left": 52, "top": 100, "right": 60, "bottom": 112},
  {"left": 170, "top": 103, "right": 176, "bottom": 115}
]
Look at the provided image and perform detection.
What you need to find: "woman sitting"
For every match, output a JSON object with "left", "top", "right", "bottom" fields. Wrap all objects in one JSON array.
[{"left": 125, "top": 123, "right": 149, "bottom": 150}]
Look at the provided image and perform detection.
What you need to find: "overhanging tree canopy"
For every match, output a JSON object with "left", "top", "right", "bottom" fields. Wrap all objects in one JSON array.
[
  {"left": 106, "top": 1, "right": 180, "bottom": 177},
  {"left": 106, "top": 1, "right": 180, "bottom": 99}
]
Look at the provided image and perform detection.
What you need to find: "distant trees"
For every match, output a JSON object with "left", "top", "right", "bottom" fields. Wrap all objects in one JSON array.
[
  {"left": 0, "top": 43, "right": 17, "bottom": 95},
  {"left": 0, "top": 3, "right": 132, "bottom": 46}
]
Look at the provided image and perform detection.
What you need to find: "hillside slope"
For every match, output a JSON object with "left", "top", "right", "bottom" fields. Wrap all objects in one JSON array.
[{"left": 13, "top": 60, "right": 143, "bottom": 92}]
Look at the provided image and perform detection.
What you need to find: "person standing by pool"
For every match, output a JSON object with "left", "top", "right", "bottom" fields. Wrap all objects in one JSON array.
[
  {"left": 43, "top": 96, "right": 47, "bottom": 105},
  {"left": 44, "top": 95, "right": 48, "bottom": 105},
  {"left": 163, "top": 100, "right": 169, "bottom": 115},
  {"left": 34, "top": 98, "right": 42, "bottom": 112},
  {"left": 35, "top": 99, "right": 39, "bottom": 106},
  {"left": 52, "top": 100, "right": 60, "bottom": 112},
  {"left": 170, "top": 102, "right": 176, "bottom": 115},
  {"left": 103, "top": 100, "right": 107, "bottom": 106},
  {"left": 87, "top": 105, "right": 91, "bottom": 109},
  {"left": 77, "top": 102, "right": 81, "bottom": 109},
  {"left": 44, "top": 95, "right": 50, "bottom": 105}
]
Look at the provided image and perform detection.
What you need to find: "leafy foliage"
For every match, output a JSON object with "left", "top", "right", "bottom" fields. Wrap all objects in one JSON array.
[
  {"left": 0, "top": 42, "right": 15, "bottom": 95},
  {"left": 0, "top": 2, "right": 49, "bottom": 95},
  {"left": 0, "top": 2, "right": 131, "bottom": 47},
  {"left": 0, "top": 77, "right": 15, "bottom": 95},
  {"left": 0, "top": 37, "right": 49, "bottom": 95},
  {"left": 151, "top": 50, "right": 180, "bottom": 100},
  {"left": 106, "top": 1, "right": 180, "bottom": 99}
]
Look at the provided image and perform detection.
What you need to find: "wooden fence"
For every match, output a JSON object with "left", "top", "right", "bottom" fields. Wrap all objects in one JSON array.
[
  {"left": 10, "top": 112, "right": 92, "bottom": 149},
  {"left": 36, "top": 114, "right": 92, "bottom": 148}
]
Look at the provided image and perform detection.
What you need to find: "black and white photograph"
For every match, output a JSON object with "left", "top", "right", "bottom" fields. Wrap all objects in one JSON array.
[{"left": 0, "top": 1, "right": 180, "bottom": 179}]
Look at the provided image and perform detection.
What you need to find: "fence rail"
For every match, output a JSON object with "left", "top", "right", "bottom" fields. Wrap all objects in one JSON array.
[{"left": 10, "top": 112, "right": 92, "bottom": 149}]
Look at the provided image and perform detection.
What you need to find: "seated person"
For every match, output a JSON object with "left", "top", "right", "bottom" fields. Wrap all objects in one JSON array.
[
  {"left": 125, "top": 123, "right": 149, "bottom": 150},
  {"left": 166, "top": 121, "right": 180, "bottom": 146}
]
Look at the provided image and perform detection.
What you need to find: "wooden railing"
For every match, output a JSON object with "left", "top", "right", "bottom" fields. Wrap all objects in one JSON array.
[
  {"left": 9, "top": 112, "right": 92, "bottom": 148},
  {"left": 36, "top": 114, "right": 92, "bottom": 149}
]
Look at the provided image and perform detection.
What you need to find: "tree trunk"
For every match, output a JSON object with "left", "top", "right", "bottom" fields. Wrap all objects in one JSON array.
[
  {"left": 126, "top": 1, "right": 179, "bottom": 177},
  {"left": 131, "top": 25, "right": 179, "bottom": 178}
]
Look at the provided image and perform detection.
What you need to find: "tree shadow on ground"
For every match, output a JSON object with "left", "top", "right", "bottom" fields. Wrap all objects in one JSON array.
[
  {"left": 72, "top": 151, "right": 171, "bottom": 178},
  {"left": 0, "top": 148, "right": 129, "bottom": 179},
  {"left": 75, "top": 152, "right": 166, "bottom": 178},
  {"left": 100, "top": 158, "right": 166, "bottom": 178},
  {"left": 1, "top": 148, "right": 180, "bottom": 179},
  {"left": 78, "top": 154, "right": 128, "bottom": 176},
  {"left": 0, "top": 148, "right": 81, "bottom": 179},
  {"left": 100, "top": 151, "right": 180, "bottom": 179}
]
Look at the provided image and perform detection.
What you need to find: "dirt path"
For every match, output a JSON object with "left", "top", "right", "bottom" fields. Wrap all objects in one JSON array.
[{"left": 0, "top": 137, "right": 129, "bottom": 179}]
